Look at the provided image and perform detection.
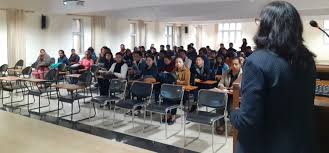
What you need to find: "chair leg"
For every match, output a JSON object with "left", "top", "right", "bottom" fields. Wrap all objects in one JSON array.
[
  {"left": 112, "top": 106, "right": 116, "bottom": 126},
  {"left": 71, "top": 103, "right": 73, "bottom": 123},
  {"left": 165, "top": 112, "right": 168, "bottom": 138},
  {"left": 184, "top": 115, "right": 186, "bottom": 146},
  {"left": 132, "top": 109, "right": 135, "bottom": 129},
  {"left": 143, "top": 108, "right": 147, "bottom": 132}
]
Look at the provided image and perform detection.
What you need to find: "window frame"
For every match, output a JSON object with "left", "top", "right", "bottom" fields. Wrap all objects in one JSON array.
[
  {"left": 165, "top": 25, "right": 173, "bottom": 47},
  {"left": 72, "top": 18, "right": 84, "bottom": 54},
  {"left": 218, "top": 22, "right": 242, "bottom": 46}
]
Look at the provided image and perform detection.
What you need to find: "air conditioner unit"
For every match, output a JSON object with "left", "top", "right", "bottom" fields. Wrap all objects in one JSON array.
[{"left": 63, "top": 0, "right": 85, "bottom": 6}]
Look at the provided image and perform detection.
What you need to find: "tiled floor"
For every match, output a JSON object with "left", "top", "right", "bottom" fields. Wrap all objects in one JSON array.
[{"left": 1, "top": 89, "right": 233, "bottom": 153}]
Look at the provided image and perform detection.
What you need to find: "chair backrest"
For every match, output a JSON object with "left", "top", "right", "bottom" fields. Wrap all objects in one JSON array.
[
  {"left": 0, "top": 64, "right": 8, "bottom": 76},
  {"left": 49, "top": 58, "right": 56, "bottom": 65},
  {"left": 58, "top": 63, "right": 66, "bottom": 72},
  {"left": 198, "top": 89, "right": 228, "bottom": 109},
  {"left": 15, "top": 59, "right": 24, "bottom": 69},
  {"left": 21, "top": 66, "right": 32, "bottom": 78},
  {"left": 109, "top": 79, "right": 127, "bottom": 93},
  {"left": 160, "top": 84, "right": 184, "bottom": 102},
  {"left": 130, "top": 81, "right": 153, "bottom": 98},
  {"left": 77, "top": 71, "right": 93, "bottom": 86},
  {"left": 44, "top": 69, "right": 58, "bottom": 81},
  {"left": 90, "top": 65, "right": 99, "bottom": 74}
]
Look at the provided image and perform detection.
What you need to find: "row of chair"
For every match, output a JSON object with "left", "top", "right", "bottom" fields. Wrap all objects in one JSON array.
[
  {"left": 90, "top": 79, "right": 228, "bottom": 153},
  {"left": 0, "top": 60, "right": 228, "bottom": 153}
]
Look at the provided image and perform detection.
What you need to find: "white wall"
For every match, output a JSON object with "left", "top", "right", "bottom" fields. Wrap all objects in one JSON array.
[
  {"left": 1, "top": 11, "right": 329, "bottom": 65},
  {"left": 302, "top": 16, "right": 329, "bottom": 63},
  {"left": 106, "top": 17, "right": 130, "bottom": 53},
  {"left": 25, "top": 13, "right": 91, "bottom": 65},
  {"left": 0, "top": 10, "right": 7, "bottom": 65}
]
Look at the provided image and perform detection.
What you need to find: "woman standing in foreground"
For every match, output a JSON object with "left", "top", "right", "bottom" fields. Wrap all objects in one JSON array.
[{"left": 230, "top": 1, "right": 317, "bottom": 153}]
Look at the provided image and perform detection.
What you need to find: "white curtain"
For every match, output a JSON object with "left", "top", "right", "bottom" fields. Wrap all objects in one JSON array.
[
  {"left": 0, "top": 10, "right": 8, "bottom": 65},
  {"left": 91, "top": 16, "right": 105, "bottom": 52},
  {"left": 6, "top": 9, "right": 26, "bottom": 66}
]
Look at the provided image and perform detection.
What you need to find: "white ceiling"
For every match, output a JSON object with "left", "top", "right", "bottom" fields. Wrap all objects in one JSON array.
[{"left": 0, "top": 0, "right": 329, "bottom": 22}]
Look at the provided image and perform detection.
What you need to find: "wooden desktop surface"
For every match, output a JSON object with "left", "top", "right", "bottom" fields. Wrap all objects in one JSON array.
[
  {"left": 0, "top": 76, "right": 21, "bottom": 81},
  {"left": 316, "top": 64, "right": 329, "bottom": 73},
  {"left": 0, "top": 110, "right": 153, "bottom": 153},
  {"left": 65, "top": 74, "right": 81, "bottom": 78}
]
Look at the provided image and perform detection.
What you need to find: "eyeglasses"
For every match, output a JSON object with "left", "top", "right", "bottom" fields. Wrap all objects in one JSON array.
[{"left": 255, "top": 18, "right": 261, "bottom": 25}]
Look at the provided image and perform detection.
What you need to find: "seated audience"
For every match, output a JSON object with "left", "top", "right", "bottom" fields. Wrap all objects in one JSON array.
[
  {"left": 213, "top": 57, "right": 243, "bottom": 134},
  {"left": 198, "top": 47, "right": 210, "bottom": 69},
  {"left": 129, "top": 51, "right": 147, "bottom": 80},
  {"left": 217, "top": 57, "right": 243, "bottom": 89},
  {"left": 69, "top": 49, "right": 80, "bottom": 65},
  {"left": 51, "top": 50, "right": 69, "bottom": 70},
  {"left": 101, "top": 52, "right": 115, "bottom": 71},
  {"left": 178, "top": 49, "right": 192, "bottom": 69},
  {"left": 141, "top": 55, "right": 158, "bottom": 78},
  {"left": 245, "top": 46, "right": 253, "bottom": 57},
  {"left": 79, "top": 50, "right": 94, "bottom": 71},
  {"left": 119, "top": 44, "right": 126, "bottom": 55},
  {"left": 162, "top": 56, "right": 191, "bottom": 125},
  {"left": 87, "top": 47, "right": 97, "bottom": 63},
  {"left": 228, "top": 42, "right": 237, "bottom": 53},
  {"left": 124, "top": 49, "right": 133, "bottom": 67},
  {"left": 98, "top": 52, "right": 115, "bottom": 97},
  {"left": 166, "top": 45, "right": 175, "bottom": 57},
  {"left": 174, "top": 56, "right": 191, "bottom": 86},
  {"left": 156, "top": 51, "right": 166, "bottom": 70},
  {"left": 239, "top": 56, "right": 245, "bottom": 66},
  {"left": 97, "top": 46, "right": 108, "bottom": 64},
  {"left": 211, "top": 56, "right": 229, "bottom": 80},
  {"left": 57, "top": 50, "right": 69, "bottom": 66},
  {"left": 190, "top": 55, "right": 210, "bottom": 82},
  {"left": 190, "top": 55, "right": 211, "bottom": 111},
  {"left": 32, "top": 49, "right": 51, "bottom": 79},
  {"left": 159, "top": 55, "right": 175, "bottom": 72},
  {"left": 187, "top": 45, "right": 197, "bottom": 64},
  {"left": 108, "top": 53, "right": 128, "bottom": 79}
]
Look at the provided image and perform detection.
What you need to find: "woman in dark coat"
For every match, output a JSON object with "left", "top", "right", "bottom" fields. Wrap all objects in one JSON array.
[{"left": 230, "top": 1, "right": 317, "bottom": 153}]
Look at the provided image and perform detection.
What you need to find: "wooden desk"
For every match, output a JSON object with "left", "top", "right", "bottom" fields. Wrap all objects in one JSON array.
[
  {"left": 54, "top": 84, "right": 86, "bottom": 92},
  {"left": 65, "top": 74, "right": 81, "bottom": 78},
  {"left": 129, "top": 80, "right": 160, "bottom": 85},
  {"left": 0, "top": 76, "right": 21, "bottom": 81},
  {"left": 0, "top": 110, "right": 152, "bottom": 153},
  {"left": 195, "top": 80, "right": 218, "bottom": 86},
  {"left": 316, "top": 64, "right": 329, "bottom": 73},
  {"left": 21, "top": 78, "right": 47, "bottom": 83},
  {"left": 183, "top": 85, "right": 198, "bottom": 92}
]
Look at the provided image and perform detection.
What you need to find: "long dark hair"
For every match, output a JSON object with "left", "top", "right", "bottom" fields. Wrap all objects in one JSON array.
[{"left": 254, "top": 1, "right": 315, "bottom": 73}]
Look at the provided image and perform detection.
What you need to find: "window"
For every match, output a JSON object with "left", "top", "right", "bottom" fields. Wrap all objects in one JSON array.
[
  {"left": 130, "top": 23, "right": 137, "bottom": 49},
  {"left": 72, "top": 19, "right": 84, "bottom": 53},
  {"left": 324, "top": 20, "right": 329, "bottom": 44},
  {"left": 218, "top": 23, "right": 242, "bottom": 46},
  {"left": 165, "top": 25, "right": 173, "bottom": 46}
]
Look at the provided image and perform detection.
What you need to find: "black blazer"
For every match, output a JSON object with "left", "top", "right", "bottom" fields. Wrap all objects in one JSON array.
[
  {"left": 190, "top": 65, "right": 210, "bottom": 83},
  {"left": 230, "top": 50, "right": 317, "bottom": 153}
]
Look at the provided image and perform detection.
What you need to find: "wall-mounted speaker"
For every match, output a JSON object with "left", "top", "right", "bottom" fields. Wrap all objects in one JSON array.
[
  {"left": 41, "top": 15, "right": 47, "bottom": 30},
  {"left": 185, "top": 26, "right": 189, "bottom": 34}
]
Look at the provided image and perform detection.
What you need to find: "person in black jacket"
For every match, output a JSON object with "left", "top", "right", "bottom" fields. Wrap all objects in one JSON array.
[
  {"left": 190, "top": 55, "right": 211, "bottom": 112},
  {"left": 191, "top": 55, "right": 210, "bottom": 83},
  {"left": 230, "top": 1, "right": 317, "bottom": 153},
  {"left": 141, "top": 55, "right": 158, "bottom": 78},
  {"left": 98, "top": 52, "right": 115, "bottom": 97}
]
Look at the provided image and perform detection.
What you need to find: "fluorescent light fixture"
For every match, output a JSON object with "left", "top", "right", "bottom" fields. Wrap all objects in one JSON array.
[{"left": 63, "top": 0, "right": 85, "bottom": 6}]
